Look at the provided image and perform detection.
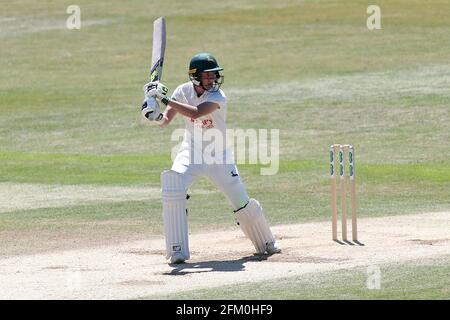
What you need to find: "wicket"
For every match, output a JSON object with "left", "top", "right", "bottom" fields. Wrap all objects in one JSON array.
[{"left": 330, "top": 144, "right": 357, "bottom": 242}]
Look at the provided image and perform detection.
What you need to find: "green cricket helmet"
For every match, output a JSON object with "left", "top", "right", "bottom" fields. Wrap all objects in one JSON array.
[{"left": 188, "top": 53, "right": 224, "bottom": 92}]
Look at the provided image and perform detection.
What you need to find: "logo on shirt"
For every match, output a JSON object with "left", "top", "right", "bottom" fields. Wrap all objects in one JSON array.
[
  {"left": 190, "top": 117, "right": 214, "bottom": 129},
  {"left": 231, "top": 170, "right": 239, "bottom": 177}
]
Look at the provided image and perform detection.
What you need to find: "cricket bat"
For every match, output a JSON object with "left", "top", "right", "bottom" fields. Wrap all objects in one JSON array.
[
  {"left": 149, "top": 16, "right": 166, "bottom": 82},
  {"left": 142, "top": 17, "right": 166, "bottom": 120}
]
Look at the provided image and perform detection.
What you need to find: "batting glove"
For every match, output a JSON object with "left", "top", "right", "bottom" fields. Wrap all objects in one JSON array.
[
  {"left": 143, "top": 81, "right": 169, "bottom": 100},
  {"left": 141, "top": 97, "right": 163, "bottom": 122}
]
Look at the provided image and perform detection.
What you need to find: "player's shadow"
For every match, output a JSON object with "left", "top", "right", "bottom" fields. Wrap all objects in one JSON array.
[
  {"left": 164, "top": 254, "right": 268, "bottom": 276},
  {"left": 334, "top": 239, "right": 365, "bottom": 246}
]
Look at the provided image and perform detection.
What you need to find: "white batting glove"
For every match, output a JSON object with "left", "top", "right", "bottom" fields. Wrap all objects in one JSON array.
[
  {"left": 143, "top": 81, "right": 169, "bottom": 100},
  {"left": 141, "top": 97, "right": 163, "bottom": 122}
]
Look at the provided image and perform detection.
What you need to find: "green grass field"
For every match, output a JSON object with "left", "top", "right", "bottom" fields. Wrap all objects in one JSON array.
[
  {"left": 149, "top": 256, "right": 450, "bottom": 300},
  {"left": 1, "top": 0, "right": 449, "bottom": 299}
]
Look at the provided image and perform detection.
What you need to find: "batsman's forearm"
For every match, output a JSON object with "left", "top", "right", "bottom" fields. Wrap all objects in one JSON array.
[
  {"left": 169, "top": 101, "right": 197, "bottom": 118},
  {"left": 166, "top": 100, "right": 199, "bottom": 119},
  {"left": 163, "top": 106, "right": 177, "bottom": 123},
  {"left": 158, "top": 107, "right": 176, "bottom": 128},
  {"left": 164, "top": 99, "right": 221, "bottom": 119}
]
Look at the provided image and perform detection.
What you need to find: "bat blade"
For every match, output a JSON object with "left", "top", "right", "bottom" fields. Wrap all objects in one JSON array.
[{"left": 149, "top": 17, "right": 166, "bottom": 82}]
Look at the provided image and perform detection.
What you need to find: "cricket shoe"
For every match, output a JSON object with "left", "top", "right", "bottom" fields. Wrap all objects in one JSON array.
[
  {"left": 265, "top": 241, "right": 281, "bottom": 255},
  {"left": 170, "top": 252, "right": 186, "bottom": 264}
]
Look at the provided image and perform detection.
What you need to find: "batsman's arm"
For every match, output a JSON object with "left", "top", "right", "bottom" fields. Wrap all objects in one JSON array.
[
  {"left": 161, "top": 98, "right": 219, "bottom": 119},
  {"left": 158, "top": 105, "right": 177, "bottom": 128}
]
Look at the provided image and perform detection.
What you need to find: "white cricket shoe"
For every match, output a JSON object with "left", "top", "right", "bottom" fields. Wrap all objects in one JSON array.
[
  {"left": 170, "top": 252, "right": 186, "bottom": 264},
  {"left": 266, "top": 241, "right": 281, "bottom": 254}
]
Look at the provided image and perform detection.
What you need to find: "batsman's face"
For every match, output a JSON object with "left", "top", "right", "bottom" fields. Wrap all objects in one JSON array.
[{"left": 200, "top": 72, "right": 217, "bottom": 89}]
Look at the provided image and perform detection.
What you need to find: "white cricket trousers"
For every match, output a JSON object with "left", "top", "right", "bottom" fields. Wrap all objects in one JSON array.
[{"left": 171, "top": 162, "right": 250, "bottom": 211}]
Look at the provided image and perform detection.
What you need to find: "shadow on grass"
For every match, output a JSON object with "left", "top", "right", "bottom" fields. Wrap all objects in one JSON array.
[
  {"left": 164, "top": 254, "right": 269, "bottom": 276},
  {"left": 334, "top": 239, "right": 365, "bottom": 246}
]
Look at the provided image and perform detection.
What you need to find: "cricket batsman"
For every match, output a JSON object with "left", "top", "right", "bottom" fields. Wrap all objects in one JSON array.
[{"left": 141, "top": 53, "right": 281, "bottom": 264}]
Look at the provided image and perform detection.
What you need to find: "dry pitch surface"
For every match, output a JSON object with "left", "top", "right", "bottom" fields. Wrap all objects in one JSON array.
[{"left": 0, "top": 211, "right": 448, "bottom": 299}]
